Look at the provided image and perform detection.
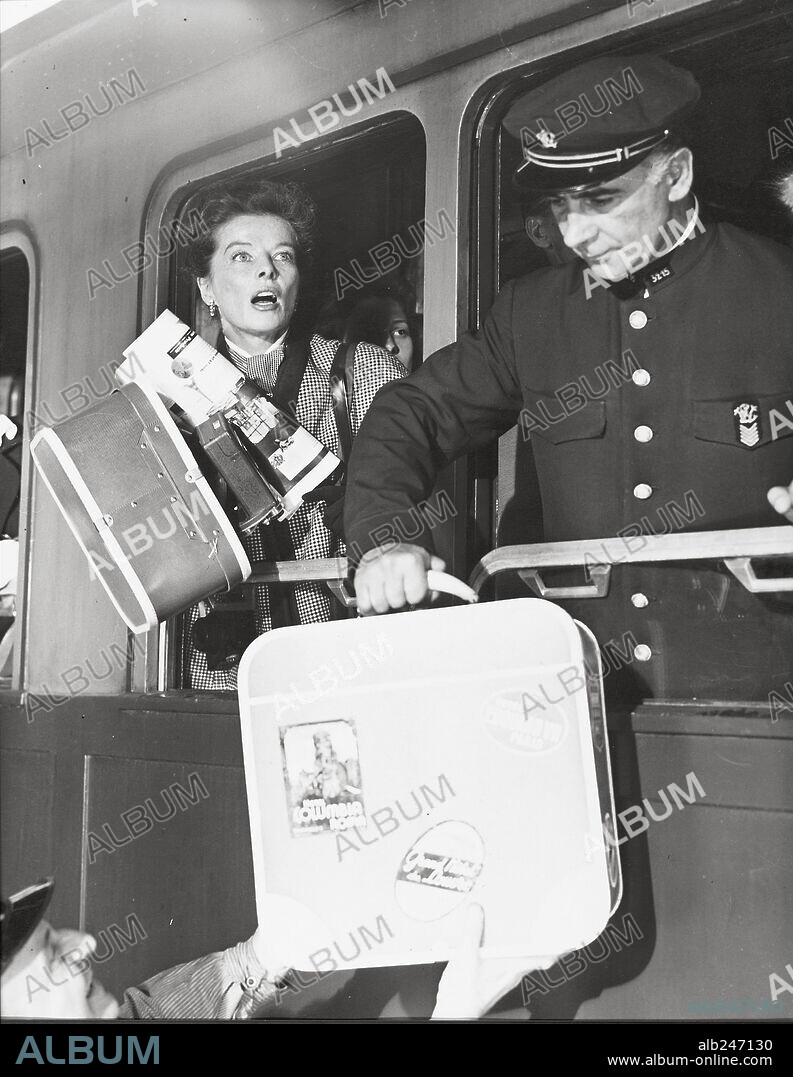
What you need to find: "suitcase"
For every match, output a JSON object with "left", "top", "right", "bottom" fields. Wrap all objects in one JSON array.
[
  {"left": 238, "top": 584, "right": 621, "bottom": 970},
  {"left": 30, "top": 379, "right": 250, "bottom": 634}
]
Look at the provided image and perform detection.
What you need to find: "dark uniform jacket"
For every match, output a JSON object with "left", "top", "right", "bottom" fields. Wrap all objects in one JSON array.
[{"left": 345, "top": 218, "right": 793, "bottom": 701}]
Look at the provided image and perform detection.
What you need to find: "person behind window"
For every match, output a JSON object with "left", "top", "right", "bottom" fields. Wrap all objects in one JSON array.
[
  {"left": 180, "top": 178, "right": 405, "bottom": 691},
  {"left": 319, "top": 282, "right": 420, "bottom": 374},
  {"left": 343, "top": 293, "right": 417, "bottom": 372}
]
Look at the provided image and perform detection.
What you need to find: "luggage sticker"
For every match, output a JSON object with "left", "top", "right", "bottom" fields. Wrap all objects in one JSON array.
[
  {"left": 395, "top": 820, "right": 485, "bottom": 921},
  {"left": 280, "top": 719, "right": 366, "bottom": 837},
  {"left": 483, "top": 688, "right": 568, "bottom": 754}
]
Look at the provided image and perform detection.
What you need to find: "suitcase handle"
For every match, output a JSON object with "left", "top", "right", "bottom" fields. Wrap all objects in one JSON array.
[
  {"left": 426, "top": 570, "right": 479, "bottom": 604},
  {"left": 330, "top": 569, "right": 478, "bottom": 609}
]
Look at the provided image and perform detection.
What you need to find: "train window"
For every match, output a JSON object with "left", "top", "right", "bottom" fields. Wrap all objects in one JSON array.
[
  {"left": 491, "top": 19, "right": 793, "bottom": 548},
  {"left": 493, "top": 22, "right": 793, "bottom": 554},
  {"left": 0, "top": 247, "right": 30, "bottom": 686},
  {"left": 166, "top": 114, "right": 427, "bottom": 690},
  {"left": 481, "top": 16, "right": 793, "bottom": 705}
]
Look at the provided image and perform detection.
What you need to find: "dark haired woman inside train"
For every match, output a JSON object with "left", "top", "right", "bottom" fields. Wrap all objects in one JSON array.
[{"left": 319, "top": 281, "right": 421, "bottom": 375}]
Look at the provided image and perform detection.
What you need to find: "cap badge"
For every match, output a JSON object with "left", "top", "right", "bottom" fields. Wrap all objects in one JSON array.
[
  {"left": 733, "top": 402, "right": 760, "bottom": 449},
  {"left": 536, "top": 127, "right": 558, "bottom": 150}
]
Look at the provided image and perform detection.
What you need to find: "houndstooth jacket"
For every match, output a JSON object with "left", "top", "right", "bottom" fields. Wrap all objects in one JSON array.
[{"left": 185, "top": 332, "right": 405, "bottom": 691}]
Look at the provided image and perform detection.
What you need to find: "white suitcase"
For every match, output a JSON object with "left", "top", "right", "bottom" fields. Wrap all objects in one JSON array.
[{"left": 238, "top": 589, "right": 621, "bottom": 971}]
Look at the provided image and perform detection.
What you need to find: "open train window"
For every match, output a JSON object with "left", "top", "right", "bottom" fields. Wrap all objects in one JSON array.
[
  {"left": 166, "top": 113, "right": 427, "bottom": 690},
  {"left": 489, "top": 14, "right": 793, "bottom": 552},
  {"left": 473, "top": 10, "right": 793, "bottom": 705},
  {"left": 0, "top": 246, "right": 31, "bottom": 687}
]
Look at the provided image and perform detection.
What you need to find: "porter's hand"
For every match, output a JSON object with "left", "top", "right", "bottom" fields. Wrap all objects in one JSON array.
[{"left": 354, "top": 543, "right": 446, "bottom": 615}]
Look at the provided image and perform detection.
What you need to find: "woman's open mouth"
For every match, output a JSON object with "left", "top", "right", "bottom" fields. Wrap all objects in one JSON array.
[{"left": 250, "top": 289, "right": 279, "bottom": 311}]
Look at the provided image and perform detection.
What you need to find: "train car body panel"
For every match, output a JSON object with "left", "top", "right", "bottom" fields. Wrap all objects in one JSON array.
[{"left": 1, "top": 0, "right": 791, "bottom": 1020}]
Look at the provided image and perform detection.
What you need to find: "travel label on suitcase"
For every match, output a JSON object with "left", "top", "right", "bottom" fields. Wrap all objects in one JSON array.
[
  {"left": 30, "top": 380, "right": 250, "bottom": 634},
  {"left": 238, "top": 596, "right": 621, "bottom": 970}
]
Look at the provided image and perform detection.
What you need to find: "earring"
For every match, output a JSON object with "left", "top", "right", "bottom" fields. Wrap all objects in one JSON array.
[{"left": 207, "top": 300, "right": 217, "bottom": 318}]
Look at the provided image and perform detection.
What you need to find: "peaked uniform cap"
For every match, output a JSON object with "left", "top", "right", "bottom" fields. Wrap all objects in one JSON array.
[{"left": 503, "top": 53, "right": 700, "bottom": 191}]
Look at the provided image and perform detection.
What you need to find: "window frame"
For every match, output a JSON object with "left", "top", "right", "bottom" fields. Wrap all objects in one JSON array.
[
  {"left": 134, "top": 106, "right": 432, "bottom": 694},
  {"left": 0, "top": 228, "right": 39, "bottom": 695},
  {"left": 461, "top": 0, "right": 792, "bottom": 555}
]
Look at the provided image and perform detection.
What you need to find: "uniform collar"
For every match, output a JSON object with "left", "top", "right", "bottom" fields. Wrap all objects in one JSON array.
[{"left": 604, "top": 196, "right": 708, "bottom": 300}]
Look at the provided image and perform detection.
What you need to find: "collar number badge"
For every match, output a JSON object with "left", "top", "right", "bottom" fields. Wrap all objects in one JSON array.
[
  {"left": 733, "top": 401, "right": 761, "bottom": 449},
  {"left": 649, "top": 265, "right": 673, "bottom": 287}
]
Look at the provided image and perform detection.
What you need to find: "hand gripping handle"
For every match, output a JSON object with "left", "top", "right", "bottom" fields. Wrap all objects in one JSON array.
[{"left": 331, "top": 569, "right": 478, "bottom": 609}]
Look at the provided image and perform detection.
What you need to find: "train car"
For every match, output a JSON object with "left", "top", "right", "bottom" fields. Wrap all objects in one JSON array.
[{"left": 1, "top": 0, "right": 792, "bottom": 1025}]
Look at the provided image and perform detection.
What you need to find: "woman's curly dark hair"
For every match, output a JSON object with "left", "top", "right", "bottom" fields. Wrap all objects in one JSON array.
[{"left": 182, "top": 177, "right": 318, "bottom": 280}]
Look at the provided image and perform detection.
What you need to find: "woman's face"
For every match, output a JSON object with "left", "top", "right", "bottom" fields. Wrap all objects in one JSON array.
[
  {"left": 198, "top": 213, "right": 300, "bottom": 352},
  {"left": 384, "top": 300, "right": 413, "bottom": 371}
]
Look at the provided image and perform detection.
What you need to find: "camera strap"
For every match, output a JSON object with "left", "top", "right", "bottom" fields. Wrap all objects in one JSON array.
[
  {"left": 215, "top": 331, "right": 354, "bottom": 628},
  {"left": 258, "top": 332, "right": 319, "bottom": 628},
  {"left": 272, "top": 334, "right": 355, "bottom": 472},
  {"left": 271, "top": 332, "right": 311, "bottom": 418},
  {"left": 329, "top": 340, "right": 356, "bottom": 468}
]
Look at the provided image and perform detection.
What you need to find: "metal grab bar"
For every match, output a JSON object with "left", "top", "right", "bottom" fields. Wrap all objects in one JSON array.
[
  {"left": 244, "top": 526, "right": 793, "bottom": 602},
  {"left": 248, "top": 557, "right": 347, "bottom": 584},
  {"left": 246, "top": 560, "right": 477, "bottom": 607},
  {"left": 248, "top": 557, "right": 350, "bottom": 606},
  {"left": 723, "top": 557, "right": 793, "bottom": 594},
  {"left": 469, "top": 526, "right": 793, "bottom": 597},
  {"left": 519, "top": 563, "right": 612, "bottom": 600}
]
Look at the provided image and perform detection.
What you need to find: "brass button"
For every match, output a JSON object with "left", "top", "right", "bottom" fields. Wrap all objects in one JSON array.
[
  {"left": 633, "top": 483, "right": 653, "bottom": 500},
  {"left": 629, "top": 310, "right": 648, "bottom": 329},
  {"left": 631, "top": 592, "right": 649, "bottom": 608},
  {"left": 632, "top": 368, "right": 651, "bottom": 387},
  {"left": 634, "top": 644, "right": 653, "bottom": 662},
  {"left": 634, "top": 425, "right": 654, "bottom": 443}
]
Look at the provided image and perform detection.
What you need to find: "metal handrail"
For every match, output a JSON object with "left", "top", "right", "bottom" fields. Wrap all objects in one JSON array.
[
  {"left": 468, "top": 525, "right": 793, "bottom": 597},
  {"left": 248, "top": 556, "right": 351, "bottom": 606},
  {"left": 243, "top": 526, "right": 793, "bottom": 601},
  {"left": 246, "top": 561, "right": 477, "bottom": 607},
  {"left": 248, "top": 557, "right": 347, "bottom": 584}
]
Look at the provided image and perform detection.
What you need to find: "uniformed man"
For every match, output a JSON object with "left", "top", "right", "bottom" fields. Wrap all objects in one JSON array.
[{"left": 344, "top": 54, "right": 793, "bottom": 700}]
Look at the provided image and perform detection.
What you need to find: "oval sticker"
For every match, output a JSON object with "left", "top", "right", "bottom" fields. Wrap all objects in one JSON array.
[
  {"left": 395, "top": 820, "right": 484, "bottom": 922},
  {"left": 484, "top": 690, "right": 568, "bottom": 754}
]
